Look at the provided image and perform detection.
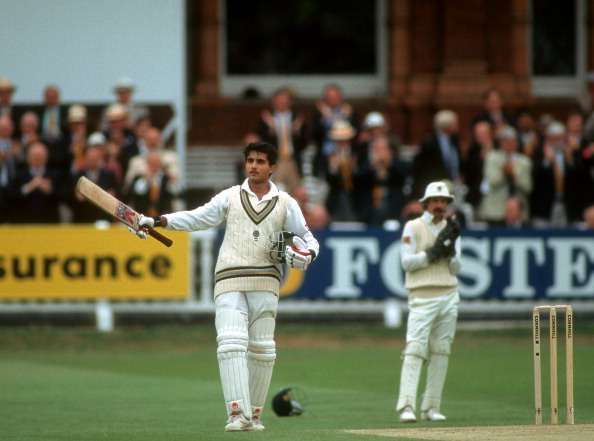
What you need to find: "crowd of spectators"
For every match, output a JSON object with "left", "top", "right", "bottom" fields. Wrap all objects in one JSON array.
[
  {"left": 245, "top": 85, "right": 594, "bottom": 230},
  {"left": 1, "top": 75, "right": 593, "bottom": 230},
  {"left": 0, "top": 76, "right": 179, "bottom": 224}
]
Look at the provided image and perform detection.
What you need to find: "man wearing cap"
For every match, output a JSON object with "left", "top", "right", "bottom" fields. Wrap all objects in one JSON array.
[
  {"left": 0, "top": 77, "right": 16, "bottom": 123},
  {"left": 100, "top": 77, "right": 148, "bottom": 130},
  {"left": 395, "top": 181, "right": 462, "bottom": 423}
]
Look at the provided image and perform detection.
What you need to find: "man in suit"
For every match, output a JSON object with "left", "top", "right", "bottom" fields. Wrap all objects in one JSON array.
[
  {"left": 10, "top": 142, "right": 61, "bottom": 223},
  {"left": 257, "top": 86, "right": 307, "bottom": 191},
  {"left": 70, "top": 145, "right": 118, "bottom": 223},
  {"left": 0, "top": 77, "right": 18, "bottom": 129},
  {"left": 411, "top": 110, "right": 461, "bottom": 200}
]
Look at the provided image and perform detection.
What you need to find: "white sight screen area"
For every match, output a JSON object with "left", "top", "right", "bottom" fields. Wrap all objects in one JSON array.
[{"left": 0, "top": 0, "right": 183, "bottom": 103}]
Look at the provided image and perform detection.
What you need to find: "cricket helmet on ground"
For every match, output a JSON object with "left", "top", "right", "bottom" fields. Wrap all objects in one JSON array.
[{"left": 271, "top": 387, "right": 304, "bottom": 417}]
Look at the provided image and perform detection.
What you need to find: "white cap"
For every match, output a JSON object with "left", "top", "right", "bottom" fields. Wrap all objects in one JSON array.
[
  {"left": 363, "top": 111, "right": 386, "bottom": 129},
  {"left": 68, "top": 104, "right": 87, "bottom": 123},
  {"left": 329, "top": 120, "right": 355, "bottom": 141},
  {"left": 114, "top": 76, "right": 135, "bottom": 91},
  {"left": 546, "top": 121, "right": 566, "bottom": 137},
  {"left": 88, "top": 132, "right": 106, "bottom": 146},
  {"left": 497, "top": 125, "right": 517, "bottom": 141},
  {"left": 419, "top": 181, "right": 454, "bottom": 203}
]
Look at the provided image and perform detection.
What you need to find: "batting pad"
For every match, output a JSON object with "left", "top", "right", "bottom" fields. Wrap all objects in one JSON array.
[
  {"left": 421, "top": 353, "right": 449, "bottom": 412},
  {"left": 396, "top": 354, "right": 423, "bottom": 411},
  {"left": 247, "top": 316, "right": 277, "bottom": 408},
  {"left": 216, "top": 308, "right": 251, "bottom": 418}
]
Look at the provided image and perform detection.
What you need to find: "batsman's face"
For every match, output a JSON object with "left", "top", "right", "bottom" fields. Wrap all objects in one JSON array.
[{"left": 245, "top": 151, "right": 274, "bottom": 184}]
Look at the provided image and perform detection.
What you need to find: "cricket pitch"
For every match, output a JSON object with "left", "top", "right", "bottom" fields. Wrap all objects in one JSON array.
[{"left": 347, "top": 424, "right": 594, "bottom": 441}]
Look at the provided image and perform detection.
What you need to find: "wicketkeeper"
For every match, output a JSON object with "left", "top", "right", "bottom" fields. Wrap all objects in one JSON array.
[
  {"left": 396, "top": 181, "right": 462, "bottom": 423},
  {"left": 133, "top": 142, "right": 319, "bottom": 432}
]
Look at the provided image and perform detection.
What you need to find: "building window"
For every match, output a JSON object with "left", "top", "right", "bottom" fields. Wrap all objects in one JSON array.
[
  {"left": 531, "top": 0, "right": 586, "bottom": 97},
  {"left": 220, "top": 0, "right": 387, "bottom": 97}
]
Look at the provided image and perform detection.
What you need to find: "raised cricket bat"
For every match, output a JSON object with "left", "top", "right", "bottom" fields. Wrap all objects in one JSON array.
[{"left": 75, "top": 176, "right": 173, "bottom": 247}]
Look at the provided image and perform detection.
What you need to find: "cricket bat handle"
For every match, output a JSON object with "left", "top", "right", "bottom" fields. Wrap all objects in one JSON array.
[{"left": 146, "top": 227, "right": 173, "bottom": 247}]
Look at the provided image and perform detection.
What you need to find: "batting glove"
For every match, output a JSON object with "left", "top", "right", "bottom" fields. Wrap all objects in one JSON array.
[
  {"left": 138, "top": 214, "right": 155, "bottom": 229},
  {"left": 285, "top": 245, "right": 313, "bottom": 270}
]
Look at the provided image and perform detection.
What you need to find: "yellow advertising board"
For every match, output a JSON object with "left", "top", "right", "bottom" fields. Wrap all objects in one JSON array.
[{"left": 0, "top": 226, "right": 190, "bottom": 300}]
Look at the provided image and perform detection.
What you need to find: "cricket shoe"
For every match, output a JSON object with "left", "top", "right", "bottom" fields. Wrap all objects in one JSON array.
[
  {"left": 421, "top": 408, "right": 447, "bottom": 422},
  {"left": 224, "top": 414, "right": 253, "bottom": 432},
  {"left": 251, "top": 407, "right": 265, "bottom": 431},
  {"left": 399, "top": 406, "right": 417, "bottom": 423}
]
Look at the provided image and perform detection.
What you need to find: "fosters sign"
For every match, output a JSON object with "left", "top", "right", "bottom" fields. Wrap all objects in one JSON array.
[
  {"left": 280, "top": 229, "right": 594, "bottom": 300},
  {"left": 0, "top": 226, "right": 190, "bottom": 300}
]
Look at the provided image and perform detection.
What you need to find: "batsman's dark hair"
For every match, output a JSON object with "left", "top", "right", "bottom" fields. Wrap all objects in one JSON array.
[{"left": 244, "top": 142, "right": 278, "bottom": 165}]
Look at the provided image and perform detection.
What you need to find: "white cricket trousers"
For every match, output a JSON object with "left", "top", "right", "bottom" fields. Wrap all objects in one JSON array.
[{"left": 396, "top": 291, "right": 459, "bottom": 412}]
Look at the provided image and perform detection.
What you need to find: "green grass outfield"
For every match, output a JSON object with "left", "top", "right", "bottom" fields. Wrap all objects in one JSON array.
[{"left": 1, "top": 321, "right": 592, "bottom": 441}]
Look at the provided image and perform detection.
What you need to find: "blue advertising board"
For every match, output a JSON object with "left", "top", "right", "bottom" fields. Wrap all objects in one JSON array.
[{"left": 277, "top": 229, "right": 594, "bottom": 301}]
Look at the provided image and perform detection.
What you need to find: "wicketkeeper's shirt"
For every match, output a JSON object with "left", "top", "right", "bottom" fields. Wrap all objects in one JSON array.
[{"left": 401, "top": 211, "right": 461, "bottom": 299}]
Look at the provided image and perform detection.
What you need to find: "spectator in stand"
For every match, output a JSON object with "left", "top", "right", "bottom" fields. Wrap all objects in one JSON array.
[
  {"left": 579, "top": 139, "right": 594, "bottom": 209},
  {"left": 0, "top": 77, "right": 17, "bottom": 128},
  {"left": 87, "top": 131, "right": 123, "bottom": 190},
  {"left": 471, "top": 88, "right": 514, "bottom": 132},
  {"left": 19, "top": 111, "right": 41, "bottom": 152},
  {"left": 356, "top": 111, "right": 401, "bottom": 154},
  {"left": 103, "top": 103, "right": 138, "bottom": 175},
  {"left": 400, "top": 200, "right": 424, "bottom": 223},
  {"left": 515, "top": 109, "right": 539, "bottom": 157},
  {"left": 257, "top": 87, "right": 307, "bottom": 182},
  {"left": 124, "top": 126, "right": 178, "bottom": 190},
  {"left": 10, "top": 142, "right": 60, "bottom": 223},
  {"left": 411, "top": 110, "right": 461, "bottom": 200},
  {"left": 292, "top": 186, "right": 329, "bottom": 230},
  {"left": 133, "top": 116, "right": 153, "bottom": 153},
  {"left": 0, "top": 115, "right": 18, "bottom": 222},
  {"left": 580, "top": 205, "right": 594, "bottom": 229},
  {"left": 311, "top": 83, "right": 358, "bottom": 177},
  {"left": 566, "top": 111, "right": 586, "bottom": 152},
  {"left": 127, "top": 152, "right": 177, "bottom": 216},
  {"left": 63, "top": 105, "right": 89, "bottom": 174},
  {"left": 100, "top": 77, "right": 148, "bottom": 131},
  {"left": 503, "top": 196, "right": 528, "bottom": 228},
  {"left": 479, "top": 126, "right": 532, "bottom": 226},
  {"left": 460, "top": 121, "right": 495, "bottom": 210},
  {"left": 531, "top": 121, "right": 586, "bottom": 226},
  {"left": 39, "top": 84, "right": 66, "bottom": 147},
  {"left": 324, "top": 120, "right": 359, "bottom": 222},
  {"left": 70, "top": 145, "right": 118, "bottom": 223},
  {"left": 356, "top": 136, "right": 408, "bottom": 225}
]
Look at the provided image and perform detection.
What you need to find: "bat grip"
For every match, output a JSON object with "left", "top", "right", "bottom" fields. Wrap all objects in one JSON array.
[{"left": 146, "top": 227, "right": 173, "bottom": 247}]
